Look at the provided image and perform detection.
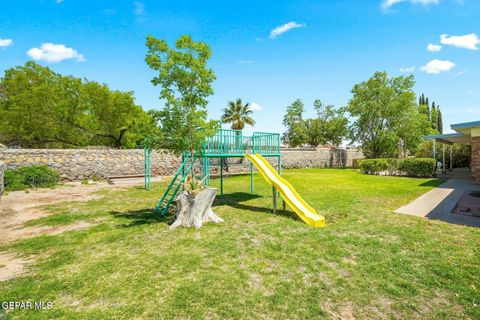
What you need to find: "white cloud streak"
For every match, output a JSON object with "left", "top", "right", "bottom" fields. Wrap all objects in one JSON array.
[
  {"left": 420, "top": 59, "right": 455, "bottom": 74},
  {"left": 250, "top": 102, "right": 263, "bottom": 111},
  {"left": 400, "top": 66, "right": 415, "bottom": 73},
  {"left": 382, "top": 0, "right": 439, "bottom": 9},
  {"left": 269, "top": 22, "right": 304, "bottom": 39},
  {"left": 27, "top": 43, "right": 86, "bottom": 63},
  {"left": 427, "top": 43, "right": 442, "bottom": 52},
  {"left": 0, "top": 38, "right": 13, "bottom": 48},
  {"left": 440, "top": 33, "right": 480, "bottom": 50}
]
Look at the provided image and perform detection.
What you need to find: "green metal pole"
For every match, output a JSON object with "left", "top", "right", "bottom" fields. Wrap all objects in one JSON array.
[
  {"left": 272, "top": 186, "right": 277, "bottom": 213},
  {"left": 250, "top": 163, "right": 254, "bottom": 193},
  {"left": 220, "top": 157, "right": 223, "bottom": 195}
]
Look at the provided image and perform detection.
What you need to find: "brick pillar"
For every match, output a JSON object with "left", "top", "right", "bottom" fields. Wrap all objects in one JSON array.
[{"left": 472, "top": 137, "right": 480, "bottom": 184}]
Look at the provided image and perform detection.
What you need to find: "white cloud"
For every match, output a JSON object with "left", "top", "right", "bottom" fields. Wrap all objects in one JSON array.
[
  {"left": 427, "top": 43, "right": 442, "bottom": 52},
  {"left": 134, "top": 1, "right": 145, "bottom": 16},
  {"left": 27, "top": 43, "right": 86, "bottom": 63},
  {"left": 420, "top": 59, "right": 455, "bottom": 74},
  {"left": 400, "top": 66, "right": 415, "bottom": 73},
  {"left": 250, "top": 102, "right": 263, "bottom": 111},
  {"left": 466, "top": 108, "right": 479, "bottom": 114},
  {"left": 269, "top": 22, "right": 304, "bottom": 39},
  {"left": 239, "top": 60, "right": 254, "bottom": 64},
  {"left": 440, "top": 33, "right": 480, "bottom": 50},
  {"left": 382, "top": 0, "right": 439, "bottom": 10},
  {"left": 0, "top": 38, "right": 13, "bottom": 48},
  {"left": 454, "top": 69, "right": 467, "bottom": 76}
]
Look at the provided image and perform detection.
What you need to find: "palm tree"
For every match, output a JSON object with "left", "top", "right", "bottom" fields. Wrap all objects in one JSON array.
[{"left": 221, "top": 98, "right": 256, "bottom": 130}]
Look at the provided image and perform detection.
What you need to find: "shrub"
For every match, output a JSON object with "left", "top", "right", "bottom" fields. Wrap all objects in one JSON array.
[
  {"left": 359, "top": 158, "right": 436, "bottom": 177},
  {"left": 398, "top": 158, "right": 436, "bottom": 178},
  {"left": 4, "top": 165, "right": 60, "bottom": 191},
  {"left": 358, "top": 158, "right": 387, "bottom": 174},
  {"left": 4, "top": 170, "right": 26, "bottom": 191}
]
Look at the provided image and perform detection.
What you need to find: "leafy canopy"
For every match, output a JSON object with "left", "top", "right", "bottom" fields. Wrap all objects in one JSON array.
[
  {"left": 282, "top": 99, "right": 348, "bottom": 147},
  {"left": 282, "top": 99, "right": 307, "bottom": 147},
  {"left": 346, "top": 71, "right": 431, "bottom": 158},
  {"left": 145, "top": 35, "right": 218, "bottom": 155},
  {"left": 0, "top": 61, "right": 155, "bottom": 148},
  {"left": 221, "top": 98, "right": 255, "bottom": 130}
]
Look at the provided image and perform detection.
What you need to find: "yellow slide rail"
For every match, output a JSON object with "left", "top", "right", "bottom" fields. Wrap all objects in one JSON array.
[{"left": 246, "top": 154, "right": 326, "bottom": 227}]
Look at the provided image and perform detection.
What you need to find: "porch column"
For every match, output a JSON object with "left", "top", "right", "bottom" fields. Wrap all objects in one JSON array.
[
  {"left": 450, "top": 146, "right": 453, "bottom": 170},
  {"left": 472, "top": 136, "right": 480, "bottom": 184},
  {"left": 442, "top": 144, "right": 446, "bottom": 173}
]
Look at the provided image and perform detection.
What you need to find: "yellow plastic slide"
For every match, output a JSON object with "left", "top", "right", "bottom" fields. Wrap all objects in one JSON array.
[{"left": 245, "top": 154, "right": 326, "bottom": 227}]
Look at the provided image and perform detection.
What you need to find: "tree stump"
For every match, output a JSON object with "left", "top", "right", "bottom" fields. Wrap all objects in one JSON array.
[{"left": 170, "top": 187, "right": 223, "bottom": 229}]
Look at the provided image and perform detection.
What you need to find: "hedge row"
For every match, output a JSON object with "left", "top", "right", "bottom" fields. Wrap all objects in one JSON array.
[
  {"left": 4, "top": 165, "right": 60, "bottom": 191},
  {"left": 358, "top": 158, "right": 436, "bottom": 178}
]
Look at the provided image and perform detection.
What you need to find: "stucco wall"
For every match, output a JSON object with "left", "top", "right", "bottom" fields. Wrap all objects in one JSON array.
[{"left": 0, "top": 147, "right": 363, "bottom": 181}]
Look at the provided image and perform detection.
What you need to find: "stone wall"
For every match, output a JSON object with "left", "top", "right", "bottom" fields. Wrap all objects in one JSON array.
[
  {"left": 0, "top": 161, "right": 4, "bottom": 198},
  {"left": 472, "top": 137, "right": 480, "bottom": 184},
  {"left": 0, "top": 147, "right": 363, "bottom": 181},
  {"left": 0, "top": 148, "right": 181, "bottom": 181}
]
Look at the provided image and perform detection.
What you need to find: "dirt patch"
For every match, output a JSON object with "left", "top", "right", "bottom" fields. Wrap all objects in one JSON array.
[
  {"left": 1, "top": 220, "right": 99, "bottom": 244},
  {"left": 0, "top": 182, "right": 131, "bottom": 282},
  {"left": 0, "top": 252, "right": 34, "bottom": 281},
  {"left": 0, "top": 183, "right": 129, "bottom": 244}
]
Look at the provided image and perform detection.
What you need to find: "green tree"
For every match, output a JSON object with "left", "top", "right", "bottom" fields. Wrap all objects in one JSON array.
[
  {"left": 0, "top": 61, "right": 153, "bottom": 148},
  {"left": 437, "top": 107, "right": 443, "bottom": 134},
  {"left": 304, "top": 118, "right": 323, "bottom": 147},
  {"left": 221, "top": 98, "right": 255, "bottom": 130},
  {"left": 346, "top": 71, "right": 430, "bottom": 158},
  {"left": 312, "top": 100, "right": 348, "bottom": 146},
  {"left": 431, "top": 102, "right": 438, "bottom": 131},
  {"left": 145, "top": 34, "right": 219, "bottom": 159},
  {"left": 282, "top": 99, "right": 306, "bottom": 147}
]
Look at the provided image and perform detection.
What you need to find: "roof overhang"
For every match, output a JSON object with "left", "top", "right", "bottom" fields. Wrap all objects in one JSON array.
[
  {"left": 424, "top": 133, "right": 470, "bottom": 145},
  {"left": 451, "top": 120, "right": 480, "bottom": 138},
  {"left": 424, "top": 119, "right": 480, "bottom": 145}
]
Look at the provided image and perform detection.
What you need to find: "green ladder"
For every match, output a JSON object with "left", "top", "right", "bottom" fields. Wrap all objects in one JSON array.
[{"left": 155, "top": 154, "right": 196, "bottom": 215}]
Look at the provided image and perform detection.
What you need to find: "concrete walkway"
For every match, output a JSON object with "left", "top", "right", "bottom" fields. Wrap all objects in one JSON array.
[{"left": 395, "top": 178, "right": 480, "bottom": 227}]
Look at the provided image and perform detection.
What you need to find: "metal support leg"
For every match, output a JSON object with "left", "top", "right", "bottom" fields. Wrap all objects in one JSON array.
[
  {"left": 220, "top": 157, "right": 223, "bottom": 195},
  {"left": 272, "top": 187, "right": 277, "bottom": 214},
  {"left": 250, "top": 163, "right": 254, "bottom": 193}
]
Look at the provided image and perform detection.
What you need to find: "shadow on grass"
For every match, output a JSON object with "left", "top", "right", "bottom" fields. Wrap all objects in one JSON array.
[
  {"left": 110, "top": 192, "right": 301, "bottom": 227},
  {"left": 110, "top": 208, "right": 171, "bottom": 227},
  {"left": 214, "top": 192, "right": 300, "bottom": 223},
  {"left": 418, "top": 179, "right": 446, "bottom": 188}
]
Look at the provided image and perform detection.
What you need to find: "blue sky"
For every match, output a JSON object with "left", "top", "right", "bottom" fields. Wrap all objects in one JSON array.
[{"left": 1, "top": 0, "right": 479, "bottom": 134}]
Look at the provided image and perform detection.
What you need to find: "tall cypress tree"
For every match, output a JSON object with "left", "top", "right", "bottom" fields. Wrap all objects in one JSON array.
[
  {"left": 437, "top": 107, "right": 443, "bottom": 134},
  {"left": 431, "top": 102, "right": 438, "bottom": 131}
]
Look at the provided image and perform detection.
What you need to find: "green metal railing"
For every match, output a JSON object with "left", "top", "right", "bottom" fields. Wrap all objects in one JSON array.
[
  {"left": 252, "top": 132, "right": 280, "bottom": 156},
  {"left": 155, "top": 154, "right": 196, "bottom": 215},
  {"left": 202, "top": 129, "right": 280, "bottom": 157}
]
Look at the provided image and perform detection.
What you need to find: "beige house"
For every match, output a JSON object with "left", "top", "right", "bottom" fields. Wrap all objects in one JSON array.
[{"left": 425, "top": 120, "right": 480, "bottom": 184}]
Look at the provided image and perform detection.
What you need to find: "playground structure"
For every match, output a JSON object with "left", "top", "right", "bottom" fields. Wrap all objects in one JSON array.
[{"left": 144, "top": 128, "right": 325, "bottom": 227}]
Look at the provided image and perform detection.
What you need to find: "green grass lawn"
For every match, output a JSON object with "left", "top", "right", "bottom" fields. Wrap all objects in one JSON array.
[{"left": 1, "top": 169, "right": 479, "bottom": 319}]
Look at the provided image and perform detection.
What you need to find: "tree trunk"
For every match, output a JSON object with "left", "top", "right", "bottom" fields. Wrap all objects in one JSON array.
[{"left": 170, "top": 187, "right": 223, "bottom": 229}]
